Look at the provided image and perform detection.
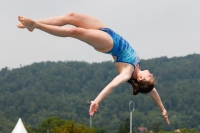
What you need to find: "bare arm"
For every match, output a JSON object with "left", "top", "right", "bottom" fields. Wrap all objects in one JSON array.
[
  {"left": 96, "top": 74, "right": 130, "bottom": 103},
  {"left": 149, "top": 88, "right": 170, "bottom": 124},
  {"left": 89, "top": 73, "right": 131, "bottom": 116}
]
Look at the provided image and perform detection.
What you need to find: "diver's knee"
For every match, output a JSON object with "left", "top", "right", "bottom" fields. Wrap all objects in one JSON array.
[
  {"left": 66, "top": 27, "right": 80, "bottom": 36},
  {"left": 65, "top": 12, "right": 77, "bottom": 19}
]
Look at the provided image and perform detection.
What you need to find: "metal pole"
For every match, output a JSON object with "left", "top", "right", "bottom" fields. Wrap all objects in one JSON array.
[
  {"left": 129, "top": 101, "right": 135, "bottom": 133},
  {"left": 130, "top": 111, "right": 132, "bottom": 133},
  {"left": 87, "top": 100, "right": 92, "bottom": 127},
  {"left": 90, "top": 115, "right": 92, "bottom": 127}
]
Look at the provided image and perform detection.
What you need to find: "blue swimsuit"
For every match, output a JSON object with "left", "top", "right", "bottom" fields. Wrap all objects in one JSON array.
[{"left": 101, "top": 28, "right": 140, "bottom": 69}]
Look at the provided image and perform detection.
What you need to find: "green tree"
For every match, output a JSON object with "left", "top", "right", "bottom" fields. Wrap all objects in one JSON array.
[
  {"left": 117, "top": 117, "right": 136, "bottom": 133},
  {"left": 1, "top": 55, "right": 200, "bottom": 132},
  {"left": 51, "top": 120, "right": 94, "bottom": 133},
  {"left": 38, "top": 116, "right": 66, "bottom": 133},
  {"left": 152, "top": 122, "right": 162, "bottom": 133},
  {"left": 180, "top": 128, "right": 200, "bottom": 133}
]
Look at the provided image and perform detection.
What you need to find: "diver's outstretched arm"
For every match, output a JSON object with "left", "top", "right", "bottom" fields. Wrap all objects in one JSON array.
[
  {"left": 89, "top": 67, "right": 134, "bottom": 116},
  {"left": 149, "top": 88, "right": 170, "bottom": 124}
]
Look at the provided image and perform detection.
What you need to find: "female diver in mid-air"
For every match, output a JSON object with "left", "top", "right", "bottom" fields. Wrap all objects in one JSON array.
[{"left": 17, "top": 12, "right": 170, "bottom": 124}]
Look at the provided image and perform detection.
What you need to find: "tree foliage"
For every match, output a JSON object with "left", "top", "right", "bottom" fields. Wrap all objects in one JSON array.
[
  {"left": 0, "top": 54, "right": 200, "bottom": 132},
  {"left": 26, "top": 117, "right": 95, "bottom": 133},
  {"left": 117, "top": 117, "right": 136, "bottom": 133}
]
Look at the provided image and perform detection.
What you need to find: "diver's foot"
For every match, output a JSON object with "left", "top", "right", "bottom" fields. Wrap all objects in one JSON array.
[
  {"left": 17, "top": 23, "right": 25, "bottom": 28},
  {"left": 18, "top": 16, "right": 36, "bottom": 31}
]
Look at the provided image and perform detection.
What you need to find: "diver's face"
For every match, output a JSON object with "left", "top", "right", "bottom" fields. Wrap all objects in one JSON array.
[{"left": 139, "top": 70, "right": 154, "bottom": 83}]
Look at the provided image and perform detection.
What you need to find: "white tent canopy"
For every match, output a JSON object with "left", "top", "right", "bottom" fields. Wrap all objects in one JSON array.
[{"left": 11, "top": 118, "right": 28, "bottom": 133}]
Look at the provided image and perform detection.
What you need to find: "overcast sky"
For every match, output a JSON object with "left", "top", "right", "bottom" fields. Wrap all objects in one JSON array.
[{"left": 0, "top": 0, "right": 200, "bottom": 69}]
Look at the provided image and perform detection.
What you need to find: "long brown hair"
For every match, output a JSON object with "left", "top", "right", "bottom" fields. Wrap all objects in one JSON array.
[{"left": 127, "top": 78, "right": 155, "bottom": 95}]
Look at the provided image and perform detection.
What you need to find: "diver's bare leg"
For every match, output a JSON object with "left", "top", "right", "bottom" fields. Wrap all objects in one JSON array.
[
  {"left": 18, "top": 16, "right": 113, "bottom": 52},
  {"left": 18, "top": 12, "right": 106, "bottom": 30}
]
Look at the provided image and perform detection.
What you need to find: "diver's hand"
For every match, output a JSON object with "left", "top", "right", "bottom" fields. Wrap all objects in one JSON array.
[
  {"left": 162, "top": 109, "right": 170, "bottom": 124},
  {"left": 89, "top": 101, "right": 98, "bottom": 116}
]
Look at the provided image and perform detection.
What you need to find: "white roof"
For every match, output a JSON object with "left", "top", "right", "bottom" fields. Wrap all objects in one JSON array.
[{"left": 11, "top": 118, "right": 28, "bottom": 133}]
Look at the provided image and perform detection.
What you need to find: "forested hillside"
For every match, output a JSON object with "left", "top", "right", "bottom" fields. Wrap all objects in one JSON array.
[{"left": 0, "top": 54, "right": 200, "bottom": 133}]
